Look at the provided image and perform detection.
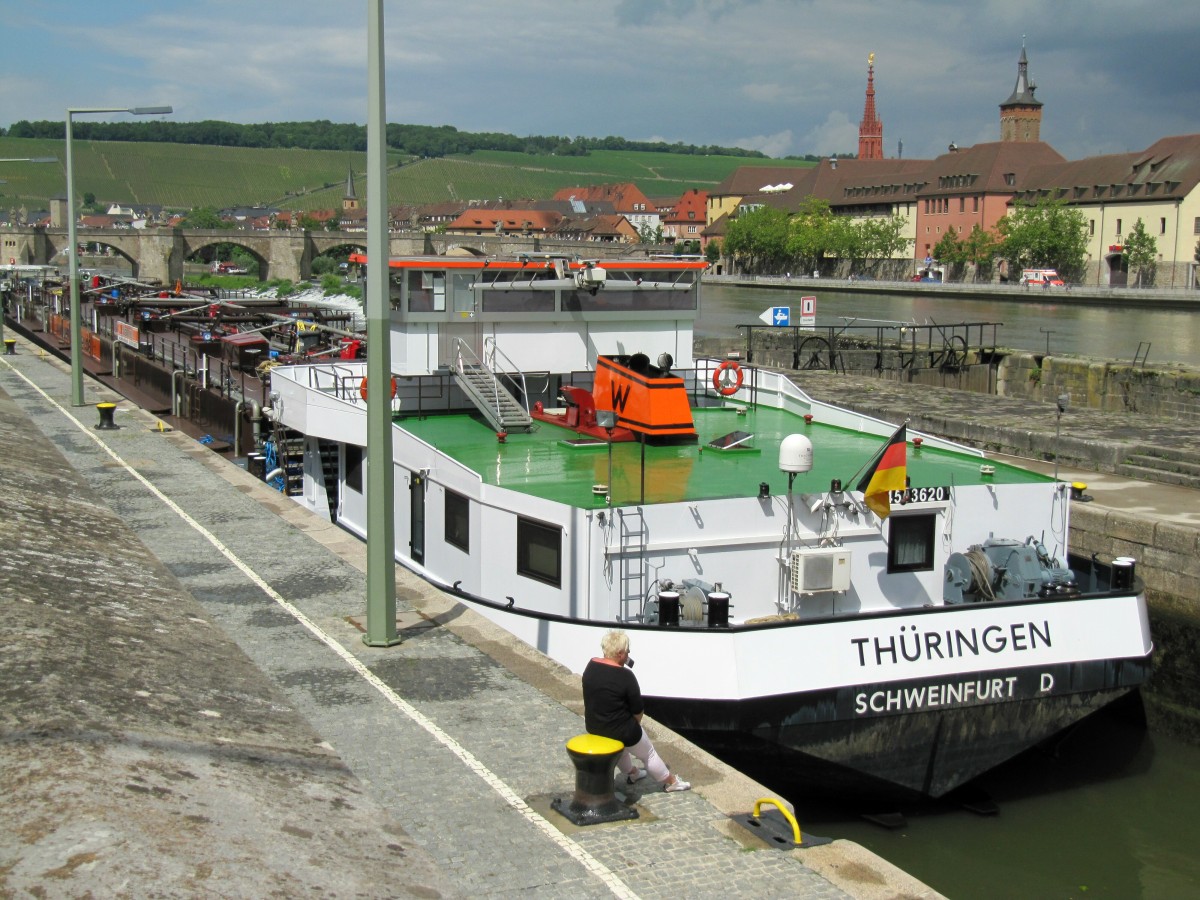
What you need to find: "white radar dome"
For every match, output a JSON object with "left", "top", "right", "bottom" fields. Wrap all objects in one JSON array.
[{"left": 778, "top": 434, "right": 814, "bottom": 473}]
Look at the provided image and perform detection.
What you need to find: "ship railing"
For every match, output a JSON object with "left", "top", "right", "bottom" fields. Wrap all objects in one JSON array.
[
  {"left": 691, "top": 356, "right": 982, "bottom": 455},
  {"left": 303, "top": 362, "right": 366, "bottom": 404}
]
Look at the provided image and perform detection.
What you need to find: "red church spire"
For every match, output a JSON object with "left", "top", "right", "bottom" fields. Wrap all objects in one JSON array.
[{"left": 858, "top": 52, "right": 883, "bottom": 160}]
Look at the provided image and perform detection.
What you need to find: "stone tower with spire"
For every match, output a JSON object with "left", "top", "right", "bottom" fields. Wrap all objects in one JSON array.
[
  {"left": 858, "top": 52, "right": 883, "bottom": 160},
  {"left": 342, "top": 167, "right": 360, "bottom": 212},
  {"left": 1000, "top": 41, "right": 1043, "bottom": 142}
]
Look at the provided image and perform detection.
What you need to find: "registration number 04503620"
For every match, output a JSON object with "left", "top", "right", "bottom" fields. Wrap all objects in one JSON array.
[{"left": 889, "top": 486, "right": 949, "bottom": 504}]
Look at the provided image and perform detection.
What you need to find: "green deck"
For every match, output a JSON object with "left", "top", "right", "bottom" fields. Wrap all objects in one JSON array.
[{"left": 396, "top": 404, "right": 1051, "bottom": 508}]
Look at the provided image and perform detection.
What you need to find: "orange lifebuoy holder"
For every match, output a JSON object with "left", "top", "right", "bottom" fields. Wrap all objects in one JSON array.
[
  {"left": 713, "top": 360, "right": 744, "bottom": 396},
  {"left": 360, "top": 376, "right": 397, "bottom": 402}
]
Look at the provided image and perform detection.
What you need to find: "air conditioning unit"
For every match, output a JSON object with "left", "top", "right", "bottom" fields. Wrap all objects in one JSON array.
[{"left": 790, "top": 548, "right": 852, "bottom": 594}]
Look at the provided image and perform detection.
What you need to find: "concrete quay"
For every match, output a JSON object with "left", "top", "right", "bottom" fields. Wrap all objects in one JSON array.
[{"left": 0, "top": 341, "right": 938, "bottom": 899}]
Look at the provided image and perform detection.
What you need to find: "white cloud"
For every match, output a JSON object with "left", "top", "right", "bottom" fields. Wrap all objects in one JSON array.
[
  {"left": 735, "top": 129, "right": 795, "bottom": 158},
  {"left": 802, "top": 113, "right": 858, "bottom": 158}
]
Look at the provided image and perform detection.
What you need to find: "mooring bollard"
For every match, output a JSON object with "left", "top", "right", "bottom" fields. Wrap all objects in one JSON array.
[
  {"left": 94, "top": 402, "right": 120, "bottom": 430},
  {"left": 3, "top": 338, "right": 15, "bottom": 356},
  {"left": 550, "top": 733, "right": 639, "bottom": 826}
]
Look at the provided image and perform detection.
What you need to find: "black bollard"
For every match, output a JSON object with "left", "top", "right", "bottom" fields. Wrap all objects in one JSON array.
[
  {"left": 3, "top": 338, "right": 15, "bottom": 356},
  {"left": 94, "top": 402, "right": 120, "bottom": 430},
  {"left": 551, "top": 734, "right": 639, "bottom": 826}
]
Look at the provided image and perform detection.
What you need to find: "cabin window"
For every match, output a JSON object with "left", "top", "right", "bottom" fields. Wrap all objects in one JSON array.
[
  {"left": 445, "top": 490, "right": 469, "bottom": 552},
  {"left": 517, "top": 517, "right": 562, "bottom": 587},
  {"left": 887, "top": 513, "right": 936, "bottom": 573},
  {"left": 345, "top": 445, "right": 364, "bottom": 493},
  {"left": 406, "top": 271, "right": 446, "bottom": 312}
]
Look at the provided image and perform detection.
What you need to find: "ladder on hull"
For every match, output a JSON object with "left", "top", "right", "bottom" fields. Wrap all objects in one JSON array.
[{"left": 618, "top": 508, "right": 649, "bottom": 622}]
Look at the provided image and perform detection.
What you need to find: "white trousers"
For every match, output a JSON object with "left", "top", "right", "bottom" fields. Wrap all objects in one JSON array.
[{"left": 617, "top": 729, "right": 670, "bottom": 783}]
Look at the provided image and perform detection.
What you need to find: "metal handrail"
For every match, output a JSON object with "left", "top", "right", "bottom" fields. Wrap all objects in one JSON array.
[{"left": 483, "top": 336, "right": 532, "bottom": 415}]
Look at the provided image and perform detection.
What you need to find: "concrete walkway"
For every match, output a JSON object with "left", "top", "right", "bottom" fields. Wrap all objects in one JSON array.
[{"left": 0, "top": 340, "right": 937, "bottom": 899}]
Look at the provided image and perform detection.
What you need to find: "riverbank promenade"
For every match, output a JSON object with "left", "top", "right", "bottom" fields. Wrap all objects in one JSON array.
[
  {"left": 704, "top": 273, "right": 1200, "bottom": 309},
  {"left": 0, "top": 340, "right": 936, "bottom": 898}
]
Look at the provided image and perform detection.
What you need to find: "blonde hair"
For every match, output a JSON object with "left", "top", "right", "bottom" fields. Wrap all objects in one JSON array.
[{"left": 600, "top": 630, "right": 629, "bottom": 660}]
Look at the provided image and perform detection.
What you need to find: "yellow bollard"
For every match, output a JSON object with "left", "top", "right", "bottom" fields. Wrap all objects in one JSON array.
[{"left": 551, "top": 734, "right": 639, "bottom": 826}]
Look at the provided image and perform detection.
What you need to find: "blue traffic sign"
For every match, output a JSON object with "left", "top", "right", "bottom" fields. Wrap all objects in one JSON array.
[{"left": 759, "top": 306, "right": 790, "bottom": 326}]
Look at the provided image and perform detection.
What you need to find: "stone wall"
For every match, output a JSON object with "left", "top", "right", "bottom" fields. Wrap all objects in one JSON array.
[
  {"left": 1070, "top": 505, "right": 1200, "bottom": 739},
  {"left": 999, "top": 353, "right": 1200, "bottom": 423}
]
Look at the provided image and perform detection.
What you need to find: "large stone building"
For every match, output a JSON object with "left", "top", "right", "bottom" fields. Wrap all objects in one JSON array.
[{"left": 706, "top": 44, "right": 1200, "bottom": 286}]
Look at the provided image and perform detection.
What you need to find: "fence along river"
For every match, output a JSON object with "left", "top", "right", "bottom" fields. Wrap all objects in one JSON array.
[{"left": 698, "top": 283, "right": 1200, "bottom": 368}]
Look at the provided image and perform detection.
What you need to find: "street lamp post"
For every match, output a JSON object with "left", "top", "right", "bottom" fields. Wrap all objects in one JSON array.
[
  {"left": 67, "top": 106, "right": 171, "bottom": 406},
  {"left": 0, "top": 156, "right": 57, "bottom": 345}
]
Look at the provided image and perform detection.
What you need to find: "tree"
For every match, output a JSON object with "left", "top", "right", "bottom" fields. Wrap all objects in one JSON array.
[
  {"left": 1122, "top": 218, "right": 1158, "bottom": 287},
  {"left": 705, "top": 240, "right": 722, "bottom": 266},
  {"left": 932, "top": 229, "right": 966, "bottom": 279},
  {"left": 725, "top": 206, "right": 792, "bottom": 273},
  {"left": 961, "top": 224, "right": 1000, "bottom": 281},
  {"left": 181, "top": 206, "right": 230, "bottom": 229},
  {"left": 996, "top": 198, "right": 1089, "bottom": 281},
  {"left": 297, "top": 213, "right": 323, "bottom": 231},
  {"left": 785, "top": 197, "right": 838, "bottom": 275}
]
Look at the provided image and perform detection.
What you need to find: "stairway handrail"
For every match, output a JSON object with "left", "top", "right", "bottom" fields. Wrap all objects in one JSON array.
[
  {"left": 451, "top": 337, "right": 505, "bottom": 422},
  {"left": 483, "top": 337, "right": 531, "bottom": 417}
]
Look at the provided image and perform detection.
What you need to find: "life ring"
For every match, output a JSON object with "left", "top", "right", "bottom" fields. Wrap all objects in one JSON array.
[
  {"left": 359, "top": 376, "right": 397, "bottom": 402},
  {"left": 713, "top": 360, "right": 744, "bottom": 396}
]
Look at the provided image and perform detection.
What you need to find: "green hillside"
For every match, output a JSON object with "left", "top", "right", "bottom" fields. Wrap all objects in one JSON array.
[{"left": 0, "top": 136, "right": 815, "bottom": 214}]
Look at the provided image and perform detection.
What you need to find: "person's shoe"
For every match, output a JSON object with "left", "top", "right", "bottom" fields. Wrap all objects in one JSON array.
[
  {"left": 626, "top": 769, "right": 648, "bottom": 784},
  {"left": 665, "top": 777, "right": 691, "bottom": 792}
]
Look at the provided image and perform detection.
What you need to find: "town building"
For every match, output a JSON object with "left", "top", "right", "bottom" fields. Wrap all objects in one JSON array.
[
  {"left": 706, "top": 42, "right": 1200, "bottom": 285},
  {"left": 552, "top": 183, "right": 660, "bottom": 236}
]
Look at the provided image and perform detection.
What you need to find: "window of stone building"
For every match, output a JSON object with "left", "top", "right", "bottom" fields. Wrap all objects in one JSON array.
[
  {"left": 1116, "top": 219, "right": 1122, "bottom": 236},
  {"left": 1160, "top": 218, "right": 1167, "bottom": 235}
]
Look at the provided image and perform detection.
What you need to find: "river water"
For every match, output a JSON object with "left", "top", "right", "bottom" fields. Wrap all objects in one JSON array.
[
  {"left": 719, "top": 700, "right": 1200, "bottom": 898},
  {"left": 698, "top": 284, "right": 1200, "bottom": 368},
  {"left": 698, "top": 282, "right": 1200, "bottom": 896}
]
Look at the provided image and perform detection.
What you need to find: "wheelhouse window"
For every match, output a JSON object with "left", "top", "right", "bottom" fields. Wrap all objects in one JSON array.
[
  {"left": 887, "top": 513, "right": 937, "bottom": 573},
  {"left": 517, "top": 517, "right": 562, "bottom": 587},
  {"left": 445, "top": 490, "right": 469, "bottom": 552},
  {"left": 406, "top": 270, "right": 446, "bottom": 313},
  {"left": 345, "top": 445, "right": 364, "bottom": 493}
]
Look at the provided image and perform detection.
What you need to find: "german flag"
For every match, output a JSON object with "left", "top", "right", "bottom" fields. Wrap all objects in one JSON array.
[{"left": 855, "top": 424, "right": 907, "bottom": 519}]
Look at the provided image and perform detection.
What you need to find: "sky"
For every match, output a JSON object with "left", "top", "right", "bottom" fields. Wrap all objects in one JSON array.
[{"left": 3, "top": 0, "right": 1197, "bottom": 162}]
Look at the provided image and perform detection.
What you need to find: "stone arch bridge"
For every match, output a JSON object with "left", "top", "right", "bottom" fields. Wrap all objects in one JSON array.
[{"left": 2, "top": 227, "right": 626, "bottom": 283}]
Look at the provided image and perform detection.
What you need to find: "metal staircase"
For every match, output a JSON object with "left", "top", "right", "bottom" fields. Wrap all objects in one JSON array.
[{"left": 452, "top": 338, "right": 533, "bottom": 433}]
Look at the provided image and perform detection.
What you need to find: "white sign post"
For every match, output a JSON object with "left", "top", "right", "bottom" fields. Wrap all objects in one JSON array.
[{"left": 800, "top": 295, "right": 816, "bottom": 328}]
